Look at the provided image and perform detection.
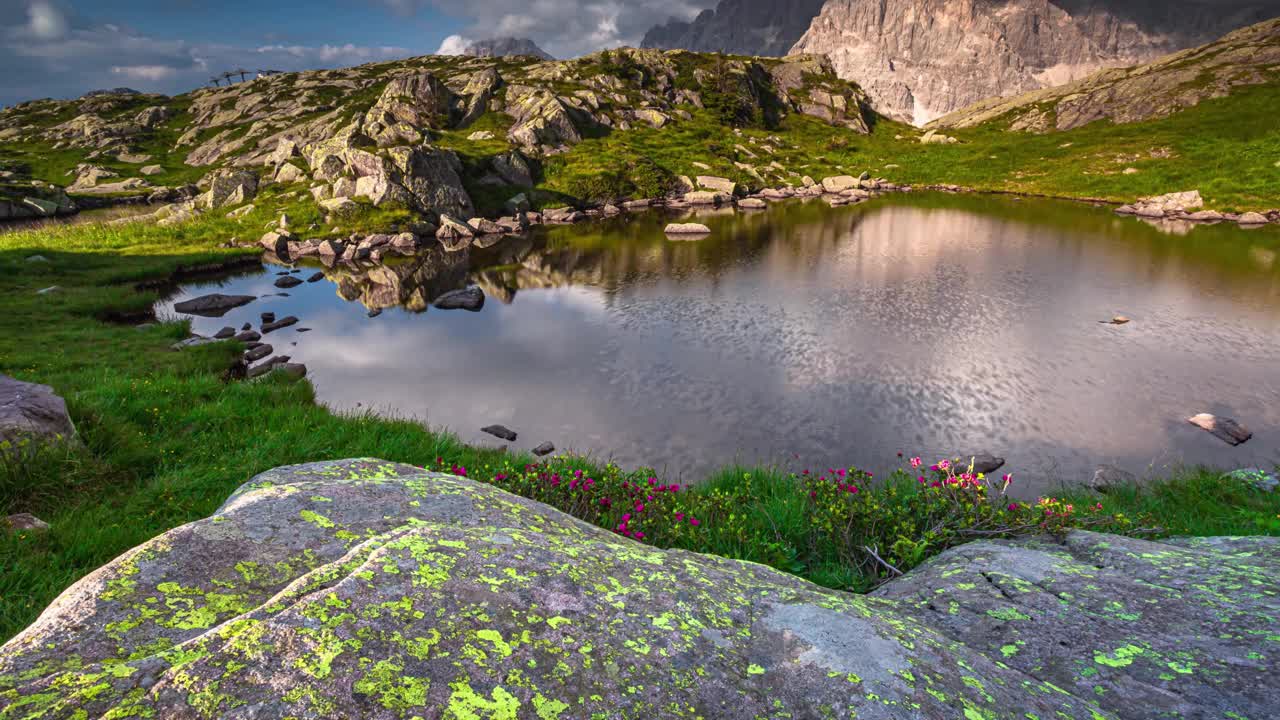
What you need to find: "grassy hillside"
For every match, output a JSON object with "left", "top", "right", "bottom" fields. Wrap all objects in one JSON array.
[
  {"left": 2, "top": 25, "right": 1278, "bottom": 229},
  {"left": 1, "top": 25, "right": 1278, "bottom": 645}
]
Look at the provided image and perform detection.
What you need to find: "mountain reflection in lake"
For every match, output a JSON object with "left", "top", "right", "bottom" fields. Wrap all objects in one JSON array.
[{"left": 158, "top": 193, "right": 1280, "bottom": 495}]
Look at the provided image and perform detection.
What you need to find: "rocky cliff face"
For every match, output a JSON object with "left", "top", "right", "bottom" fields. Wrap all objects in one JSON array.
[
  {"left": 1, "top": 458, "right": 1276, "bottom": 718},
  {"left": 790, "top": 0, "right": 1280, "bottom": 125},
  {"left": 642, "top": 0, "right": 827, "bottom": 57},
  {"left": 931, "top": 17, "right": 1280, "bottom": 131},
  {"left": 463, "top": 37, "right": 554, "bottom": 60}
]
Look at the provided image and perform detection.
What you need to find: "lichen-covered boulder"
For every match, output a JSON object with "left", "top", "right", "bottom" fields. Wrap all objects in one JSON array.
[{"left": 0, "top": 459, "right": 1275, "bottom": 719}]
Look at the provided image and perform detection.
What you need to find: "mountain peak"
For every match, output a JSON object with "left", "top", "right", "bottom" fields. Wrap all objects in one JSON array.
[{"left": 463, "top": 37, "right": 554, "bottom": 61}]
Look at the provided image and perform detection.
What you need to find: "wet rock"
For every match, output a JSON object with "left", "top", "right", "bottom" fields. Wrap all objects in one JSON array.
[
  {"left": 482, "top": 424, "right": 518, "bottom": 441},
  {"left": 532, "top": 442, "right": 556, "bottom": 456},
  {"left": 274, "top": 276, "right": 303, "bottom": 289},
  {"left": 952, "top": 453, "right": 1005, "bottom": 474},
  {"left": 436, "top": 214, "right": 475, "bottom": 242},
  {"left": 696, "top": 175, "right": 737, "bottom": 195},
  {"left": 173, "top": 294, "right": 256, "bottom": 318},
  {"left": 1103, "top": 316, "right": 1130, "bottom": 325},
  {"left": 277, "top": 363, "right": 308, "bottom": 380},
  {"left": 170, "top": 336, "right": 218, "bottom": 350},
  {"left": 821, "top": 175, "right": 859, "bottom": 193},
  {"left": 433, "top": 287, "right": 485, "bottom": 312},
  {"left": 0, "top": 375, "right": 77, "bottom": 449},
  {"left": 738, "top": 198, "right": 767, "bottom": 209},
  {"left": 5, "top": 459, "right": 1276, "bottom": 719},
  {"left": 367, "top": 309, "right": 382, "bottom": 318},
  {"left": 244, "top": 345, "right": 274, "bottom": 362},
  {"left": 682, "top": 191, "right": 730, "bottom": 206},
  {"left": 1188, "top": 413, "right": 1252, "bottom": 446},
  {"left": 1089, "top": 464, "right": 1136, "bottom": 493},
  {"left": 2, "top": 513, "right": 49, "bottom": 535},
  {"left": 307, "top": 272, "right": 325, "bottom": 283},
  {"left": 261, "top": 312, "right": 276, "bottom": 324},
  {"left": 665, "top": 223, "right": 711, "bottom": 235},
  {"left": 1222, "top": 468, "right": 1278, "bottom": 493},
  {"left": 213, "top": 327, "right": 236, "bottom": 340},
  {"left": 261, "top": 316, "right": 299, "bottom": 334},
  {"left": 259, "top": 231, "right": 296, "bottom": 256},
  {"left": 466, "top": 217, "right": 505, "bottom": 236},
  {"left": 542, "top": 206, "right": 584, "bottom": 223},
  {"left": 1238, "top": 211, "right": 1269, "bottom": 225},
  {"left": 234, "top": 330, "right": 261, "bottom": 342}
]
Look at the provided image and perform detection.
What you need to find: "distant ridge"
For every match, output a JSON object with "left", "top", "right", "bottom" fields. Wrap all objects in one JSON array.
[{"left": 463, "top": 37, "right": 554, "bottom": 61}]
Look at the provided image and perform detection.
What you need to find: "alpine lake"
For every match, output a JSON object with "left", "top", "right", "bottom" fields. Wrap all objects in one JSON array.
[{"left": 158, "top": 192, "right": 1280, "bottom": 496}]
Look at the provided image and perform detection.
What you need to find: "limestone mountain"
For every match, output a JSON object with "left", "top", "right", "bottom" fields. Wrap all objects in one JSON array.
[
  {"left": 791, "top": 0, "right": 1280, "bottom": 125},
  {"left": 930, "top": 16, "right": 1280, "bottom": 131},
  {"left": 462, "top": 37, "right": 554, "bottom": 60},
  {"left": 0, "top": 48, "right": 870, "bottom": 222},
  {"left": 642, "top": 0, "right": 827, "bottom": 57}
]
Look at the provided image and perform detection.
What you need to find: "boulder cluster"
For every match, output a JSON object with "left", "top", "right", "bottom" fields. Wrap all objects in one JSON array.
[{"left": 1116, "top": 190, "right": 1277, "bottom": 226}]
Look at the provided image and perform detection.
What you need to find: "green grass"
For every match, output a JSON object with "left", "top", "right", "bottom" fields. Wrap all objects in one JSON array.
[
  {"left": 1, "top": 206, "right": 1277, "bottom": 645},
  {"left": 536, "top": 82, "right": 1280, "bottom": 212}
]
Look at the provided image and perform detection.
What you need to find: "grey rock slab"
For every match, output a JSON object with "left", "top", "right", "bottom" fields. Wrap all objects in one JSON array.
[
  {"left": 2, "top": 512, "right": 49, "bottom": 534},
  {"left": 1188, "top": 413, "right": 1252, "bottom": 446},
  {"left": 1, "top": 460, "right": 1274, "bottom": 718},
  {"left": 244, "top": 344, "right": 273, "bottom": 362},
  {"left": 172, "top": 294, "right": 255, "bottom": 318},
  {"left": 951, "top": 453, "right": 1005, "bottom": 474},
  {"left": 274, "top": 276, "right": 303, "bottom": 289},
  {"left": 261, "top": 316, "right": 298, "bottom": 333},
  {"left": 0, "top": 375, "right": 76, "bottom": 449},
  {"left": 433, "top": 287, "right": 485, "bottom": 312},
  {"left": 481, "top": 424, "right": 517, "bottom": 441}
]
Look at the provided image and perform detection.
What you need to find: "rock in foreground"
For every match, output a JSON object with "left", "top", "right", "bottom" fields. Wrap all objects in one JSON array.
[
  {"left": 0, "top": 374, "right": 76, "bottom": 449},
  {"left": 0, "top": 459, "right": 1276, "bottom": 719}
]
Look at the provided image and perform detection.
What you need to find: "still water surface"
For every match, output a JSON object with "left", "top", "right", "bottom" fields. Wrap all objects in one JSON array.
[{"left": 159, "top": 193, "right": 1280, "bottom": 494}]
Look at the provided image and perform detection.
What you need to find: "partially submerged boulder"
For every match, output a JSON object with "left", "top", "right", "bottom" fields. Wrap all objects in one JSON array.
[
  {"left": 0, "top": 459, "right": 1275, "bottom": 718},
  {"left": 0, "top": 375, "right": 76, "bottom": 450},
  {"left": 172, "top": 293, "right": 256, "bottom": 317}
]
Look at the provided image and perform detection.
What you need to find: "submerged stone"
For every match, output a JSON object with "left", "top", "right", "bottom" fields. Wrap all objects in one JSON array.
[{"left": 172, "top": 293, "right": 255, "bottom": 317}]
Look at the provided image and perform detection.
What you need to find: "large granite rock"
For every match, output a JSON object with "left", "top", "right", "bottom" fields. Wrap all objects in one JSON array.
[
  {"left": 1, "top": 458, "right": 1275, "bottom": 718},
  {"left": 0, "top": 375, "right": 76, "bottom": 449}
]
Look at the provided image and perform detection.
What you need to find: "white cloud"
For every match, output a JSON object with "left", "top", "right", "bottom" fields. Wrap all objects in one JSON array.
[
  {"left": 435, "top": 34, "right": 472, "bottom": 55},
  {"left": 26, "top": 1, "right": 66, "bottom": 40},
  {"left": 0, "top": 3, "right": 414, "bottom": 105},
  {"left": 405, "top": 0, "right": 718, "bottom": 58},
  {"left": 111, "top": 64, "right": 178, "bottom": 81}
]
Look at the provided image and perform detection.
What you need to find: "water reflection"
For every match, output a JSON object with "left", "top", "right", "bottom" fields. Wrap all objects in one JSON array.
[{"left": 159, "top": 194, "right": 1280, "bottom": 495}]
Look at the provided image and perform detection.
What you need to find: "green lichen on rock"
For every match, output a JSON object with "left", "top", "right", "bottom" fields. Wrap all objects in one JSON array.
[{"left": 0, "top": 459, "right": 1276, "bottom": 719}]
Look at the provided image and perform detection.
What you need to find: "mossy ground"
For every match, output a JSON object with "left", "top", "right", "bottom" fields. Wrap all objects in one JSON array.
[{"left": 2, "top": 204, "right": 1278, "bottom": 645}]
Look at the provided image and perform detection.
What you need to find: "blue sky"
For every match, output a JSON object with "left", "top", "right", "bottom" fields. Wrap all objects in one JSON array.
[{"left": 0, "top": 0, "right": 716, "bottom": 105}]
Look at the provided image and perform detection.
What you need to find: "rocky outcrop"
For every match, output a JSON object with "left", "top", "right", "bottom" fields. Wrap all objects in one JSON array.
[
  {"left": 0, "top": 375, "right": 76, "bottom": 449},
  {"left": 0, "top": 458, "right": 1275, "bottom": 719},
  {"left": 642, "top": 0, "right": 827, "bottom": 57},
  {"left": 463, "top": 37, "right": 554, "bottom": 60},
  {"left": 932, "top": 16, "right": 1280, "bottom": 131},
  {"left": 302, "top": 125, "right": 473, "bottom": 218},
  {"left": 791, "top": 0, "right": 1280, "bottom": 126},
  {"left": 361, "top": 72, "right": 457, "bottom": 147}
]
